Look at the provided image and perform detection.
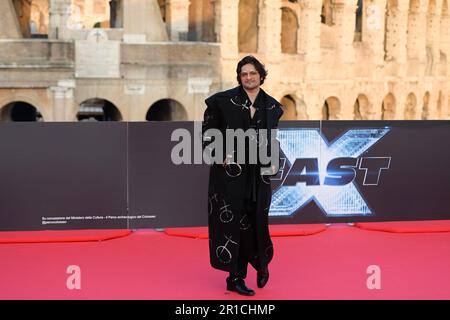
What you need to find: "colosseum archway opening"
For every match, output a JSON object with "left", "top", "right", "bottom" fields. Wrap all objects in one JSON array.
[
  {"left": 146, "top": 99, "right": 188, "bottom": 121},
  {"left": 30, "top": 0, "right": 49, "bottom": 38},
  {"left": 188, "top": 0, "right": 216, "bottom": 42},
  {"left": 354, "top": 0, "right": 363, "bottom": 42},
  {"left": 404, "top": 93, "right": 418, "bottom": 120},
  {"left": 353, "top": 94, "right": 370, "bottom": 120},
  {"left": 0, "top": 101, "right": 43, "bottom": 122},
  {"left": 77, "top": 98, "right": 122, "bottom": 121},
  {"left": 280, "top": 95, "right": 298, "bottom": 120},
  {"left": 321, "top": 0, "right": 333, "bottom": 26},
  {"left": 238, "top": 0, "right": 258, "bottom": 52},
  {"left": 381, "top": 93, "right": 396, "bottom": 120},
  {"left": 422, "top": 91, "right": 430, "bottom": 119},
  {"left": 437, "top": 91, "right": 443, "bottom": 118},
  {"left": 322, "top": 96, "right": 341, "bottom": 120},
  {"left": 281, "top": 7, "right": 298, "bottom": 54}
]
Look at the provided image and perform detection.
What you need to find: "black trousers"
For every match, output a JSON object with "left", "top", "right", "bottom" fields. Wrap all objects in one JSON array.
[{"left": 229, "top": 199, "right": 259, "bottom": 279}]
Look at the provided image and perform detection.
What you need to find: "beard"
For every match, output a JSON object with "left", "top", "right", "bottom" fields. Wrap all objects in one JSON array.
[{"left": 242, "top": 80, "right": 260, "bottom": 91}]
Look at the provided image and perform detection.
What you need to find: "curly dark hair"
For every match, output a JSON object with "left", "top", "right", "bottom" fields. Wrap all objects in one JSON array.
[{"left": 236, "top": 55, "right": 268, "bottom": 86}]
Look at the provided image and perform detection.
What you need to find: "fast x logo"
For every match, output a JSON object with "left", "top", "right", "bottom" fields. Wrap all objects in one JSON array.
[{"left": 269, "top": 128, "right": 390, "bottom": 217}]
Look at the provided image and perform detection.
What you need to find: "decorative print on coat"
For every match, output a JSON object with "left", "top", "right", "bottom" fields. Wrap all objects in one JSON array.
[
  {"left": 230, "top": 96, "right": 251, "bottom": 111},
  {"left": 219, "top": 199, "right": 234, "bottom": 223},
  {"left": 216, "top": 234, "right": 238, "bottom": 264},
  {"left": 208, "top": 193, "right": 219, "bottom": 216},
  {"left": 239, "top": 214, "right": 251, "bottom": 230}
]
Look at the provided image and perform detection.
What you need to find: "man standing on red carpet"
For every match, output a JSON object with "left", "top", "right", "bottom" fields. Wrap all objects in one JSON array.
[{"left": 202, "top": 56, "right": 283, "bottom": 296}]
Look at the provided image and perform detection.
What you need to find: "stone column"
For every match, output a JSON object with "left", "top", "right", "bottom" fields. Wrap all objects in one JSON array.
[
  {"left": 257, "top": 0, "right": 282, "bottom": 60},
  {"left": 166, "top": 0, "right": 190, "bottom": 41},
  {"left": 49, "top": 80, "right": 76, "bottom": 121},
  {"left": 188, "top": 78, "right": 212, "bottom": 120},
  {"left": 48, "top": 0, "right": 71, "bottom": 40},
  {"left": 215, "top": 0, "right": 239, "bottom": 88},
  {"left": 407, "top": 2, "right": 427, "bottom": 63},
  {"left": 298, "top": 0, "right": 321, "bottom": 63},
  {"left": 332, "top": 0, "right": 356, "bottom": 63},
  {"left": 392, "top": 91, "right": 405, "bottom": 120},
  {"left": 257, "top": 0, "right": 282, "bottom": 92},
  {"left": 304, "top": 86, "right": 323, "bottom": 120},
  {"left": 366, "top": 91, "right": 384, "bottom": 120},
  {"left": 384, "top": 1, "right": 409, "bottom": 64}
]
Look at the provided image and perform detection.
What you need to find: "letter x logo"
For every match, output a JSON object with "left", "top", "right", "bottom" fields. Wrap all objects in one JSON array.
[{"left": 269, "top": 128, "right": 390, "bottom": 217}]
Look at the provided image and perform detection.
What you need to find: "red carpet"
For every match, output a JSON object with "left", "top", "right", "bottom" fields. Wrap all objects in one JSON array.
[
  {"left": 1, "top": 222, "right": 450, "bottom": 299},
  {"left": 164, "top": 224, "right": 327, "bottom": 239},
  {"left": 0, "top": 229, "right": 132, "bottom": 244},
  {"left": 355, "top": 220, "right": 450, "bottom": 233}
]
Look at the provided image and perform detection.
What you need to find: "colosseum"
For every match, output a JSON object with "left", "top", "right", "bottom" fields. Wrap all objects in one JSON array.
[{"left": 0, "top": 0, "right": 449, "bottom": 121}]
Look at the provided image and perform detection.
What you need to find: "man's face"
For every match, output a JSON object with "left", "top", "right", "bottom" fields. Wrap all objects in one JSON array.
[{"left": 240, "top": 63, "right": 261, "bottom": 91}]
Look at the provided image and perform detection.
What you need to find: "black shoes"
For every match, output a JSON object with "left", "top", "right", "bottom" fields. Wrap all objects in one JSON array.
[
  {"left": 226, "top": 277, "right": 255, "bottom": 296},
  {"left": 225, "top": 266, "right": 269, "bottom": 295},
  {"left": 257, "top": 266, "right": 269, "bottom": 288}
]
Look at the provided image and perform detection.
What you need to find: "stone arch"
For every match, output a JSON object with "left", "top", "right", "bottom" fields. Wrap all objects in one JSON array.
[
  {"left": 281, "top": 7, "right": 298, "bottom": 54},
  {"left": 437, "top": 90, "right": 443, "bottom": 118},
  {"left": 280, "top": 95, "right": 297, "bottom": 120},
  {"left": 188, "top": 0, "right": 216, "bottom": 42},
  {"left": 30, "top": 0, "right": 49, "bottom": 37},
  {"left": 382, "top": 93, "right": 396, "bottom": 120},
  {"left": 404, "top": 92, "right": 418, "bottom": 119},
  {"left": 238, "top": 0, "right": 258, "bottom": 53},
  {"left": 354, "top": 0, "right": 363, "bottom": 41},
  {"left": 322, "top": 96, "right": 341, "bottom": 120},
  {"left": 422, "top": 91, "right": 431, "bottom": 119},
  {"left": 146, "top": 99, "right": 188, "bottom": 121},
  {"left": 77, "top": 98, "right": 122, "bottom": 121},
  {"left": 0, "top": 101, "right": 44, "bottom": 122},
  {"left": 353, "top": 94, "right": 371, "bottom": 120},
  {"left": 321, "top": 0, "right": 334, "bottom": 26},
  {"left": 0, "top": 93, "right": 49, "bottom": 120}
]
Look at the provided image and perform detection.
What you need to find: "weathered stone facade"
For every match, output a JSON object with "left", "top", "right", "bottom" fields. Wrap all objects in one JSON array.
[{"left": 0, "top": 0, "right": 449, "bottom": 121}]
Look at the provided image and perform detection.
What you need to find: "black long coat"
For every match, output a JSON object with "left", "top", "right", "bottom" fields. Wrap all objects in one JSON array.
[{"left": 202, "top": 86, "right": 283, "bottom": 273}]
